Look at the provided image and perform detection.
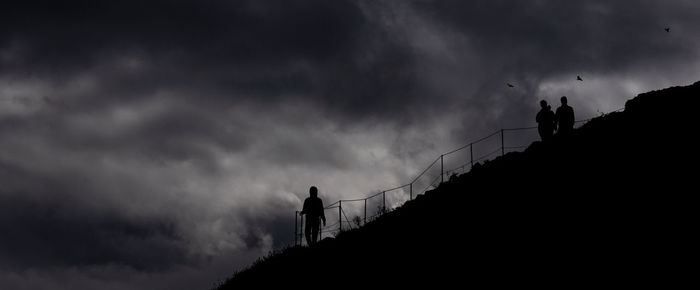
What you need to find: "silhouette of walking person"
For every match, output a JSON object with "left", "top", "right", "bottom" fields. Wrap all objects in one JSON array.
[
  {"left": 555, "top": 96, "right": 575, "bottom": 136},
  {"left": 536, "top": 100, "right": 555, "bottom": 141},
  {"left": 300, "top": 186, "right": 326, "bottom": 246}
]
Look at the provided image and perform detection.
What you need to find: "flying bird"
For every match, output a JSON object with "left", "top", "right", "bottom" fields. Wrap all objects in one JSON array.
[
  {"left": 507, "top": 83, "right": 514, "bottom": 88},
  {"left": 665, "top": 27, "right": 670, "bottom": 32},
  {"left": 577, "top": 76, "right": 583, "bottom": 81}
]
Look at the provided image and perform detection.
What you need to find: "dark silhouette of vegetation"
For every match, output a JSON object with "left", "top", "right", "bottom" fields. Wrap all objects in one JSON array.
[{"left": 213, "top": 81, "right": 698, "bottom": 289}]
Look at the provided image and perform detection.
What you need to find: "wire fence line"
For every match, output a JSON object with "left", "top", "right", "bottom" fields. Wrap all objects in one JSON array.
[{"left": 294, "top": 110, "right": 620, "bottom": 246}]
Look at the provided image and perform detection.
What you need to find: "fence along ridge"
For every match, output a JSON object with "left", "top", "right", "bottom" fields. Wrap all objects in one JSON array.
[{"left": 294, "top": 109, "right": 621, "bottom": 246}]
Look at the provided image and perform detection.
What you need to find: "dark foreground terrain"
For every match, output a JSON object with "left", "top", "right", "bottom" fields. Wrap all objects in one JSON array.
[{"left": 216, "top": 81, "right": 698, "bottom": 288}]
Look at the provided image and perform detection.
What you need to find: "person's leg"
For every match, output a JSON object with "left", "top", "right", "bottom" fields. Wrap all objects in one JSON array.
[
  {"left": 304, "top": 219, "right": 312, "bottom": 245},
  {"left": 542, "top": 129, "right": 552, "bottom": 142},
  {"left": 559, "top": 126, "right": 571, "bottom": 136},
  {"left": 311, "top": 220, "right": 319, "bottom": 244}
]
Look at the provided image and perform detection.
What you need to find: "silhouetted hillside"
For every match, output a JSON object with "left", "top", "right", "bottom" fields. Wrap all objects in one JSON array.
[{"left": 214, "top": 81, "right": 698, "bottom": 289}]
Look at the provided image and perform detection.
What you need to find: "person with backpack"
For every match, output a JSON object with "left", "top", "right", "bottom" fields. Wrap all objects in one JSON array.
[{"left": 300, "top": 186, "right": 326, "bottom": 245}]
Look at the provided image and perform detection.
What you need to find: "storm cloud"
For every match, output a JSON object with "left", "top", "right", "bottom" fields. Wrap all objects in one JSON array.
[{"left": 1, "top": 1, "right": 699, "bottom": 289}]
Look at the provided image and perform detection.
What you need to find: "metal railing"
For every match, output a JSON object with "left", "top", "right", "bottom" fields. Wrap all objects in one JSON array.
[{"left": 294, "top": 109, "right": 622, "bottom": 246}]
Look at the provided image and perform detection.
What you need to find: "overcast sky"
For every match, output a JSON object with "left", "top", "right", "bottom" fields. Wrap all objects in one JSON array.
[{"left": 1, "top": 1, "right": 699, "bottom": 289}]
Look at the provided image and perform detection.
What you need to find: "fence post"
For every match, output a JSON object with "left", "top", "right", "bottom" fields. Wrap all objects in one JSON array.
[
  {"left": 501, "top": 129, "right": 505, "bottom": 156},
  {"left": 470, "top": 143, "right": 473, "bottom": 168},
  {"left": 409, "top": 183, "right": 413, "bottom": 200},
  {"left": 364, "top": 199, "right": 367, "bottom": 225},
  {"left": 382, "top": 191, "right": 386, "bottom": 214},
  {"left": 440, "top": 154, "right": 444, "bottom": 184},
  {"left": 338, "top": 201, "right": 342, "bottom": 232},
  {"left": 295, "top": 211, "right": 298, "bottom": 246}
]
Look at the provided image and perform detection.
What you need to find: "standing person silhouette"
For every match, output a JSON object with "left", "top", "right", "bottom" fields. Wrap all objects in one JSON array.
[
  {"left": 300, "top": 186, "right": 326, "bottom": 246},
  {"left": 536, "top": 100, "right": 555, "bottom": 141},
  {"left": 555, "top": 96, "right": 575, "bottom": 136}
]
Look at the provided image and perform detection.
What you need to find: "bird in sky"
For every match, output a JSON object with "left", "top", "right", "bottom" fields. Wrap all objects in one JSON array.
[
  {"left": 665, "top": 27, "right": 670, "bottom": 32},
  {"left": 507, "top": 83, "right": 514, "bottom": 88},
  {"left": 577, "top": 75, "right": 583, "bottom": 81}
]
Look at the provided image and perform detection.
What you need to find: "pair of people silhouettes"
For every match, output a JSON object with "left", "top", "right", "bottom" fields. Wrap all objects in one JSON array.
[
  {"left": 537, "top": 96, "right": 575, "bottom": 141},
  {"left": 300, "top": 186, "right": 326, "bottom": 246}
]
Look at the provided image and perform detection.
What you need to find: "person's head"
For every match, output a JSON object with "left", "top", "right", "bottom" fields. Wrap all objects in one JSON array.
[
  {"left": 561, "top": 96, "right": 568, "bottom": 105},
  {"left": 309, "top": 186, "right": 318, "bottom": 198},
  {"left": 540, "top": 100, "right": 548, "bottom": 108}
]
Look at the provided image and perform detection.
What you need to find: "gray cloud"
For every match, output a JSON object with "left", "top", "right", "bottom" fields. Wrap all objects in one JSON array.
[
  {"left": 1, "top": 1, "right": 700, "bottom": 289},
  {"left": 0, "top": 194, "right": 186, "bottom": 271}
]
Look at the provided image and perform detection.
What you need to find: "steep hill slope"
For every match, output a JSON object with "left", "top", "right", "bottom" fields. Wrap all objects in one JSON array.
[{"left": 215, "top": 81, "right": 698, "bottom": 288}]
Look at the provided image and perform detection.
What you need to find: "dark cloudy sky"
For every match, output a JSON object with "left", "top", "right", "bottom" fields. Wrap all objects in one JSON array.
[{"left": 1, "top": 1, "right": 699, "bottom": 289}]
